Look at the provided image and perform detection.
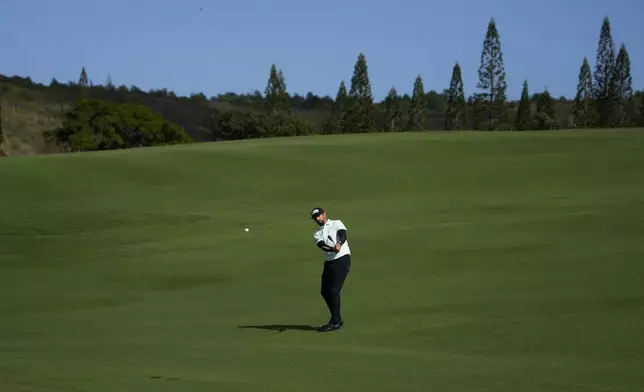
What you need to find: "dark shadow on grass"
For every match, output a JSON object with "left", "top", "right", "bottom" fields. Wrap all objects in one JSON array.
[{"left": 238, "top": 324, "right": 319, "bottom": 332}]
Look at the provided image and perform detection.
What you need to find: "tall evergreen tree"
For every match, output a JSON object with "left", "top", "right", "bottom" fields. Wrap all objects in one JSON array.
[
  {"left": 593, "top": 16, "right": 616, "bottom": 127},
  {"left": 384, "top": 87, "right": 402, "bottom": 131},
  {"left": 347, "top": 53, "right": 375, "bottom": 132},
  {"left": 573, "top": 57, "right": 594, "bottom": 128},
  {"left": 444, "top": 62, "right": 466, "bottom": 130},
  {"left": 534, "top": 88, "right": 558, "bottom": 129},
  {"left": 611, "top": 43, "right": 633, "bottom": 126},
  {"left": 79, "top": 67, "right": 89, "bottom": 88},
  {"left": 277, "top": 69, "right": 290, "bottom": 114},
  {"left": 476, "top": 18, "right": 507, "bottom": 128},
  {"left": 264, "top": 64, "right": 289, "bottom": 114},
  {"left": 537, "top": 88, "right": 556, "bottom": 117},
  {"left": 329, "top": 80, "right": 348, "bottom": 134},
  {"left": 407, "top": 75, "right": 428, "bottom": 130},
  {"left": 515, "top": 79, "right": 532, "bottom": 130},
  {"left": 78, "top": 67, "right": 89, "bottom": 98}
]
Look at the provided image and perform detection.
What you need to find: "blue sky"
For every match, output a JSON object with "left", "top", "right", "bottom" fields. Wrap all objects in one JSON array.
[{"left": 1, "top": 0, "right": 642, "bottom": 101}]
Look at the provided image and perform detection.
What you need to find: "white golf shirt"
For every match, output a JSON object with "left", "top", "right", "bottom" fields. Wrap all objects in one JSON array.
[{"left": 313, "top": 219, "right": 351, "bottom": 261}]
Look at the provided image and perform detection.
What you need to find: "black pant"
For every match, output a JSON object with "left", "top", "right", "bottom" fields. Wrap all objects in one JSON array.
[{"left": 320, "top": 254, "right": 351, "bottom": 324}]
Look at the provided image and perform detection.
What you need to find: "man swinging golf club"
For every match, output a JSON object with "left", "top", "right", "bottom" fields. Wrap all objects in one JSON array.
[{"left": 311, "top": 207, "right": 351, "bottom": 332}]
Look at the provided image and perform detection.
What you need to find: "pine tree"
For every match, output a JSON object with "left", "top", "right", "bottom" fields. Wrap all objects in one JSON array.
[
  {"left": 265, "top": 64, "right": 289, "bottom": 114},
  {"left": 573, "top": 57, "right": 594, "bottom": 128},
  {"left": 384, "top": 87, "right": 402, "bottom": 131},
  {"left": 347, "top": 53, "right": 375, "bottom": 132},
  {"left": 444, "top": 62, "right": 466, "bottom": 130},
  {"left": 329, "top": 80, "right": 348, "bottom": 134},
  {"left": 79, "top": 67, "right": 89, "bottom": 88},
  {"left": 515, "top": 79, "right": 532, "bottom": 130},
  {"left": 407, "top": 75, "right": 428, "bottom": 130},
  {"left": 537, "top": 88, "right": 556, "bottom": 116},
  {"left": 106, "top": 74, "right": 114, "bottom": 89},
  {"left": 277, "top": 69, "right": 290, "bottom": 114},
  {"left": 593, "top": 16, "right": 616, "bottom": 127},
  {"left": 476, "top": 18, "right": 508, "bottom": 128},
  {"left": 77, "top": 67, "right": 90, "bottom": 99},
  {"left": 611, "top": 43, "right": 633, "bottom": 126},
  {"left": 534, "top": 88, "right": 558, "bottom": 130}
]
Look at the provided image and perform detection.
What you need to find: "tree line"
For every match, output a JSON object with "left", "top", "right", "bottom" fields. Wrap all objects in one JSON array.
[
  {"left": 0, "top": 15, "right": 642, "bottom": 154},
  {"left": 205, "top": 15, "right": 641, "bottom": 136},
  {"left": 320, "top": 16, "right": 639, "bottom": 133}
]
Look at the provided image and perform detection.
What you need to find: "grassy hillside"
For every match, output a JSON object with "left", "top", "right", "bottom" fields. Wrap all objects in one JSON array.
[
  {"left": 0, "top": 99, "right": 65, "bottom": 156},
  {"left": 2, "top": 73, "right": 594, "bottom": 157},
  {"left": 2, "top": 129, "right": 644, "bottom": 391}
]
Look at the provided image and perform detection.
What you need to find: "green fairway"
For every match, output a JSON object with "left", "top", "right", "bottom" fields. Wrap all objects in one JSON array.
[{"left": 2, "top": 129, "right": 644, "bottom": 391}]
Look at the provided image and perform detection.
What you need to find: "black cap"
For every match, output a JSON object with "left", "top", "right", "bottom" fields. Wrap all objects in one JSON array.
[{"left": 310, "top": 207, "right": 324, "bottom": 219}]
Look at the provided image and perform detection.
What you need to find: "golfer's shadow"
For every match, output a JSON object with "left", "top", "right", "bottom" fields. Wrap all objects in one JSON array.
[{"left": 238, "top": 324, "right": 319, "bottom": 332}]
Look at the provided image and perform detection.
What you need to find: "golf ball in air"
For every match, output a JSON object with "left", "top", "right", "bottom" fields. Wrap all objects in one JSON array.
[{"left": 245, "top": 228, "right": 249, "bottom": 232}]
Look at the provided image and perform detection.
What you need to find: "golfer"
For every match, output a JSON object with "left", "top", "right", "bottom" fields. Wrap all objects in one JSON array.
[{"left": 310, "top": 207, "right": 351, "bottom": 332}]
